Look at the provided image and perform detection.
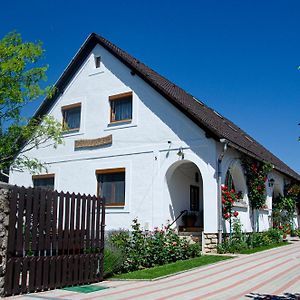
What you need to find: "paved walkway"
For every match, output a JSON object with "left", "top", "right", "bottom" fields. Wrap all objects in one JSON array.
[{"left": 9, "top": 242, "right": 300, "bottom": 300}]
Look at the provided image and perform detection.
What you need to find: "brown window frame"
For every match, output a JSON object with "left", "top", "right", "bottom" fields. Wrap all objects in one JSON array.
[
  {"left": 61, "top": 102, "right": 81, "bottom": 132},
  {"left": 32, "top": 173, "right": 55, "bottom": 190},
  {"left": 109, "top": 92, "right": 132, "bottom": 124},
  {"left": 96, "top": 168, "right": 125, "bottom": 207}
]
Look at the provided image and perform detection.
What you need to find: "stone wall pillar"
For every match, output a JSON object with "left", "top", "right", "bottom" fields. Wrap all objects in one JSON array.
[
  {"left": 0, "top": 184, "right": 11, "bottom": 296},
  {"left": 203, "top": 233, "right": 218, "bottom": 253}
]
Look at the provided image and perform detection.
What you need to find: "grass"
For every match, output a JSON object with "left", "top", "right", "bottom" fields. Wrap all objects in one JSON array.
[
  {"left": 239, "top": 242, "right": 291, "bottom": 254},
  {"left": 111, "top": 255, "right": 233, "bottom": 280}
]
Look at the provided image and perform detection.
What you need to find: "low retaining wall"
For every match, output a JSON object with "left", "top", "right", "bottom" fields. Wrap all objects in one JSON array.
[{"left": 203, "top": 233, "right": 218, "bottom": 253}]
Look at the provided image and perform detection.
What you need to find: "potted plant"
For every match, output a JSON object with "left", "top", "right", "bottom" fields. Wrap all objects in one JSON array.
[{"left": 182, "top": 211, "right": 197, "bottom": 227}]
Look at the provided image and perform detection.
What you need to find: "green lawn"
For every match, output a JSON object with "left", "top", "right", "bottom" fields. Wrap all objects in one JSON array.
[
  {"left": 111, "top": 255, "right": 233, "bottom": 280},
  {"left": 239, "top": 242, "right": 291, "bottom": 254}
]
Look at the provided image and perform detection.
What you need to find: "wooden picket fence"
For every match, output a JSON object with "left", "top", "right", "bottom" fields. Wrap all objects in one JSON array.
[{"left": 4, "top": 186, "right": 105, "bottom": 296}]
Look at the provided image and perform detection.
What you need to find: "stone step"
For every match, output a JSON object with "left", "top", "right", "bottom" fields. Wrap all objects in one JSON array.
[{"left": 178, "top": 231, "right": 202, "bottom": 237}]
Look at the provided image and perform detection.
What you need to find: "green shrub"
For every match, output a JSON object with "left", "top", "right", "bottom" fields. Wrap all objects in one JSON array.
[
  {"left": 108, "top": 218, "right": 201, "bottom": 273},
  {"left": 103, "top": 246, "right": 124, "bottom": 277},
  {"left": 265, "top": 228, "right": 283, "bottom": 243},
  {"left": 294, "top": 229, "right": 300, "bottom": 238}
]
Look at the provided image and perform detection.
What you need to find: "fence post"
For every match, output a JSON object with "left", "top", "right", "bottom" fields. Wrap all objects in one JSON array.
[{"left": 0, "top": 186, "right": 10, "bottom": 296}]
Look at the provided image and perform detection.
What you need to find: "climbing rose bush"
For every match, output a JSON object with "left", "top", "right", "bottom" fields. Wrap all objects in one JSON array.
[
  {"left": 243, "top": 158, "right": 272, "bottom": 209},
  {"left": 222, "top": 185, "right": 239, "bottom": 220}
]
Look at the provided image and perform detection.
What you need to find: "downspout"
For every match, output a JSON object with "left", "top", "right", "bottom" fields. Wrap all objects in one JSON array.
[{"left": 217, "top": 139, "right": 228, "bottom": 244}]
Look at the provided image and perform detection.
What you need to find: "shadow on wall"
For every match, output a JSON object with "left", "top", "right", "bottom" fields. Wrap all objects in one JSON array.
[{"left": 245, "top": 292, "right": 300, "bottom": 299}]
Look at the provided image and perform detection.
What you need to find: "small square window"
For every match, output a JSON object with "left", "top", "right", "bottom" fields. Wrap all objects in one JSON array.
[
  {"left": 33, "top": 174, "right": 55, "bottom": 190},
  {"left": 62, "top": 103, "right": 81, "bottom": 132},
  {"left": 94, "top": 56, "right": 101, "bottom": 68},
  {"left": 109, "top": 92, "right": 132, "bottom": 123},
  {"left": 96, "top": 168, "right": 125, "bottom": 206}
]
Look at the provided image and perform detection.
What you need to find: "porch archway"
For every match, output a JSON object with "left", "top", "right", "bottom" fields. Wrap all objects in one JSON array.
[{"left": 166, "top": 160, "right": 203, "bottom": 230}]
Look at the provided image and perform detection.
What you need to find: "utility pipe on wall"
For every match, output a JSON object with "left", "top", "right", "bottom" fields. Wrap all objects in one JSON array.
[{"left": 217, "top": 139, "right": 228, "bottom": 244}]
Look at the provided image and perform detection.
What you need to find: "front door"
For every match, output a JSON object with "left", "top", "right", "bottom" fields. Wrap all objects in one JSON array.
[{"left": 190, "top": 185, "right": 199, "bottom": 211}]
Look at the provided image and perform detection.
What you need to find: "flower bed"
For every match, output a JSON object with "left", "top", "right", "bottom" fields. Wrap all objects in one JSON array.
[
  {"left": 105, "top": 219, "right": 201, "bottom": 274},
  {"left": 217, "top": 219, "right": 285, "bottom": 254}
]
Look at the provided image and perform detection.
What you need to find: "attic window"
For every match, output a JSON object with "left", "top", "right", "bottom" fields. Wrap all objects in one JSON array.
[{"left": 94, "top": 56, "right": 101, "bottom": 68}]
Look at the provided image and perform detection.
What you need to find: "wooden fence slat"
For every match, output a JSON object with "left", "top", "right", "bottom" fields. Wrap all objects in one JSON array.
[
  {"left": 52, "top": 191, "right": 58, "bottom": 256},
  {"left": 45, "top": 190, "right": 52, "bottom": 256},
  {"left": 80, "top": 194, "right": 86, "bottom": 252},
  {"left": 42, "top": 256, "right": 50, "bottom": 290},
  {"left": 75, "top": 193, "right": 81, "bottom": 254},
  {"left": 95, "top": 197, "right": 101, "bottom": 250},
  {"left": 69, "top": 193, "right": 76, "bottom": 255},
  {"left": 21, "top": 257, "right": 29, "bottom": 294},
  {"left": 63, "top": 192, "right": 70, "bottom": 254},
  {"left": 38, "top": 189, "right": 47, "bottom": 255},
  {"left": 99, "top": 197, "right": 106, "bottom": 280},
  {"left": 12, "top": 257, "right": 21, "bottom": 295},
  {"left": 35, "top": 257, "right": 43, "bottom": 292},
  {"left": 55, "top": 255, "right": 62, "bottom": 288},
  {"left": 28, "top": 257, "right": 36, "bottom": 292},
  {"left": 58, "top": 191, "right": 64, "bottom": 254},
  {"left": 4, "top": 258, "right": 14, "bottom": 296},
  {"left": 49, "top": 256, "right": 56, "bottom": 289},
  {"left": 31, "top": 188, "right": 40, "bottom": 254},
  {"left": 86, "top": 195, "right": 91, "bottom": 250},
  {"left": 24, "top": 188, "right": 33, "bottom": 254},
  {"left": 91, "top": 196, "right": 96, "bottom": 250}
]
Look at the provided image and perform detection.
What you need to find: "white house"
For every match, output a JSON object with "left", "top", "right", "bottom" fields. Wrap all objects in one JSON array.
[{"left": 9, "top": 33, "right": 300, "bottom": 252}]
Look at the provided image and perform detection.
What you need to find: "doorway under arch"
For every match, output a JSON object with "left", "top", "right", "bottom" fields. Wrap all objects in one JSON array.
[{"left": 166, "top": 160, "right": 204, "bottom": 230}]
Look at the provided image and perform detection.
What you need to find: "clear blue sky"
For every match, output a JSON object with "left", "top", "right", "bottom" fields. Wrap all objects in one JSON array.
[{"left": 1, "top": 0, "right": 299, "bottom": 173}]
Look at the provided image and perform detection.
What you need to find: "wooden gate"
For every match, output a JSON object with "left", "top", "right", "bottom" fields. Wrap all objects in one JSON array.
[{"left": 4, "top": 186, "right": 105, "bottom": 296}]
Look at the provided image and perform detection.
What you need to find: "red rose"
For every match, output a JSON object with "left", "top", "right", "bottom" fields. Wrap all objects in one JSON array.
[
  {"left": 224, "top": 213, "right": 230, "bottom": 219},
  {"left": 233, "top": 211, "right": 239, "bottom": 217}
]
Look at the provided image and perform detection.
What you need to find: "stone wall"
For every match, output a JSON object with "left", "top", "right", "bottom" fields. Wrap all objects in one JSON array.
[
  {"left": 0, "top": 184, "right": 11, "bottom": 296},
  {"left": 203, "top": 233, "right": 218, "bottom": 253}
]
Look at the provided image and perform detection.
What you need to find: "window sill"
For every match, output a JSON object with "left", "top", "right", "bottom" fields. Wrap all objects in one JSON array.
[
  {"left": 233, "top": 201, "right": 248, "bottom": 209},
  {"left": 62, "top": 131, "right": 84, "bottom": 137},
  {"left": 258, "top": 208, "right": 270, "bottom": 213},
  {"left": 105, "top": 122, "right": 137, "bottom": 131}
]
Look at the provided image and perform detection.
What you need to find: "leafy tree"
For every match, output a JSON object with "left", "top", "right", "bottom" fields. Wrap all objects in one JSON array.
[{"left": 0, "top": 32, "right": 63, "bottom": 174}]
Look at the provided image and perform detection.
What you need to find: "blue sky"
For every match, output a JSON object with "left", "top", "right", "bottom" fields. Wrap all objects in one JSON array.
[{"left": 1, "top": 0, "right": 299, "bottom": 173}]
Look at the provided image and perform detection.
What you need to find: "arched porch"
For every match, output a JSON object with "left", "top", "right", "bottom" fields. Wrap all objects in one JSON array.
[{"left": 166, "top": 160, "right": 204, "bottom": 232}]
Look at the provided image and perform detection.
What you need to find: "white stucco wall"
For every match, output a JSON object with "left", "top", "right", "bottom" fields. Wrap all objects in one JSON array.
[
  {"left": 10, "top": 43, "right": 218, "bottom": 232},
  {"left": 9, "top": 42, "right": 297, "bottom": 234}
]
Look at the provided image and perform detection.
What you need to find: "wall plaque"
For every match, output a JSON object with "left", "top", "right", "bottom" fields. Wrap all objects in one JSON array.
[{"left": 74, "top": 134, "right": 112, "bottom": 149}]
